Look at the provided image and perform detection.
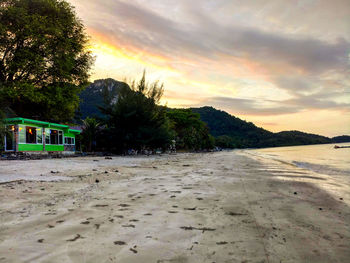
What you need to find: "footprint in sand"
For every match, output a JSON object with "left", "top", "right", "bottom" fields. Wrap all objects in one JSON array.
[
  {"left": 114, "top": 241, "right": 126, "bottom": 245},
  {"left": 216, "top": 241, "right": 228, "bottom": 245},
  {"left": 122, "top": 224, "right": 135, "bottom": 228}
]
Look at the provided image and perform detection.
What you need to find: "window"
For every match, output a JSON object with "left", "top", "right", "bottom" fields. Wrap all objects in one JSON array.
[
  {"left": 59, "top": 131, "right": 63, "bottom": 145},
  {"left": 37, "top": 128, "right": 43, "bottom": 144},
  {"left": 50, "top": 129, "right": 58, "bottom": 144},
  {"left": 45, "top": 130, "right": 50, "bottom": 144},
  {"left": 48, "top": 129, "right": 63, "bottom": 145},
  {"left": 19, "top": 125, "right": 26, "bottom": 143},
  {"left": 26, "top": 126, "right": 37, "bottom": 144},
  {"left": 64, "top": 137, "right": 75, "bottom": 145}
]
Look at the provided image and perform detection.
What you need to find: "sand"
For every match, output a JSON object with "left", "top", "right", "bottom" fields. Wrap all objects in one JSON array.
[{"left": 0, "top": 151, "right": 349, "bottom": 263}]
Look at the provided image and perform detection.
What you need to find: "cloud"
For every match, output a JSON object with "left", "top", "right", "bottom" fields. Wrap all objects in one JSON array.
[
  {"left": 68, "top": 0, "right": 350, "bottom": 134},
  {"left": 199, "top": 93, "right": 350, "bottom": 116},
  {"left": 197, "top": 97, "right": 301, "bottom": 116},
  {"left": 77, "top": 0, "right": 350, "bottom": 76}
]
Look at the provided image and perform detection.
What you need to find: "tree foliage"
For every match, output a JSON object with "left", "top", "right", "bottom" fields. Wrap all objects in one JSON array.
[
  {"left": 167, "top": 108, "right": 214, "bottom": 150},
  {"left": 101, "top": 72, "right": 172, "bottom": 153},
  {"left": 0, "top": 0, "right": 94, "bottom": 122},
  {"left": 81, "top": 117, "right": 100, "bottom": 152}
]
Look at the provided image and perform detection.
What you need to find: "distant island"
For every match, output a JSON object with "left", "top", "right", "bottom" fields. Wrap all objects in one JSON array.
[{"left": 79, "top": 79, "right": 350, "bottom": 149}]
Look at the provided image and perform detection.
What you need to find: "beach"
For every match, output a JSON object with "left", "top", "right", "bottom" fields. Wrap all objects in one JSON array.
[{"left": 0, "top": 151, "right": 349, "bottom": 263}]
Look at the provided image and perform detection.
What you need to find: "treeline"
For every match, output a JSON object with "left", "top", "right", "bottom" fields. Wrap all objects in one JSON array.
[{"left": 79, "top": 73, "right": 214, "bottom": 153}]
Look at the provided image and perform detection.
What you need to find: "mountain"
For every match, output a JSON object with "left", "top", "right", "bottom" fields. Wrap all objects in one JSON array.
[
  {"left": 331, "top": 135, "right": 350, "bottom": 143},
  {"left": 191, "top": 106, "right": 332, "bottom": 148},
  {"left": 78, "top": 79, "right": 129, "bottom": 119}
]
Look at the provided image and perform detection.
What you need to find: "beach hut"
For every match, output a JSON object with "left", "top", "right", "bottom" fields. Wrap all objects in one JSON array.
[{"left": 3, "top": 117, "right": 81, "bottom": 153}]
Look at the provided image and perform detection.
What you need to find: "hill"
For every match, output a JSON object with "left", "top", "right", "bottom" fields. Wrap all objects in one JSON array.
[
  {"left": 331, "top": 135, "right": 350, "bottom": 143},
  {"left": 191, "top": 107, "right": 331, "bottom": 148},
  {"left": 78, "top": 79, "right": 129, "bottom": 119}
]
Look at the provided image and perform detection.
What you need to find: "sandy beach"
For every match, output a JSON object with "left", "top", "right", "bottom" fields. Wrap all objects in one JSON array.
[{"left": 0, "top": 151, "right": 349, "bottom": 263}]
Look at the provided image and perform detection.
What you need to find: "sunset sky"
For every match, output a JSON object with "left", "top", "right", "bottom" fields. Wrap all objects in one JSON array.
[{"left": 68, "top": 0, "right": 350, "bottom": 137}]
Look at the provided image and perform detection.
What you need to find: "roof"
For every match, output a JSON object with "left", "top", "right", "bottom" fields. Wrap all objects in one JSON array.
[{"left": 4, "top": 117, "right": 81, "bottom": 133}]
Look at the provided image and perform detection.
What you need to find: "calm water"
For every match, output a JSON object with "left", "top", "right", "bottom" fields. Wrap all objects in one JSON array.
[{"left": 245, "top": 143, "right": 350, "bottom": 177}]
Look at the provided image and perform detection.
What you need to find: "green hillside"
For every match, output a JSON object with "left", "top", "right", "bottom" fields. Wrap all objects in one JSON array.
[{"left": 191, "top": 107, "right": 331, "bottom": 148}]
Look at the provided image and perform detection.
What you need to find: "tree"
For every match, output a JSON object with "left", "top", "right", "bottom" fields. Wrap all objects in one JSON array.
[
  {"left": 167, "top": 108, "right": 214, "bottom": 150},
  {"left": 81, "top": 117, "right": 100, "bottom": 152},
  {"left": 0, "top": 0, "right": 94, "bottom": 122},
  {"left": 102, "top": 72, "right": 172, "bottom": 153}
]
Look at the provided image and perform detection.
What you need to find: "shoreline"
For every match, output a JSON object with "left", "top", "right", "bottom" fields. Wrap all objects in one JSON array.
[{"left": 0, "top": 151, "right": 349, "bottom": 262}]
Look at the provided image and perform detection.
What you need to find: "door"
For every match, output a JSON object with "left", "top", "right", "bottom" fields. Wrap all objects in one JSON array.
[{"left": 5, "top": 127, "right": 15, "bottom": 151}]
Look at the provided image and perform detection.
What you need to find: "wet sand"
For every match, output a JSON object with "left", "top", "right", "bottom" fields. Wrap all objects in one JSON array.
[{"left": 0, "top": 151, "right": 349, "bottom": 262}]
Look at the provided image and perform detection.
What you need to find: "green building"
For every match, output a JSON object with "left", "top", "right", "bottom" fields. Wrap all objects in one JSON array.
[{"left": 3, "top": 117, "right": 81, "bottom": 153}]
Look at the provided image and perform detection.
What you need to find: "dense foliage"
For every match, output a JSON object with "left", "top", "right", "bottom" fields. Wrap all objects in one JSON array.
[
  {"left": 81, "top": 117, "right": 101, "bottom": 152},
  {"left": 0, "top": 0, "right": 93, "bottom": 122},
  {"left": 167, "top": 109, "right": 214, "bottom": 150},
  {"left": 100, "top": 73, "right": 173, "bottom": 153}
]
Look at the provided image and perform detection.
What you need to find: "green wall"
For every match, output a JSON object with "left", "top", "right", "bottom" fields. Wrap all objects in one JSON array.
[
  {"left": 18, "top": 144, "right": 44, "bottom": 151},
  {"left": 45, "top": 145, "right": 64, "bottom": 151}
]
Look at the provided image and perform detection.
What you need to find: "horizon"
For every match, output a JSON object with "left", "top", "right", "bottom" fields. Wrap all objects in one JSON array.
[{"left": 68, "top": 0, "right": 350, "bottom": 137}]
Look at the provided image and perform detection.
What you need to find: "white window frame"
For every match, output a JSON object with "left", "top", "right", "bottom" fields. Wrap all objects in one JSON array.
[
  {"left": 18, "top": 125, "right": 43, "bottom": 145},
  {"left": 46, "top": 129, "right": 64, "bottom": 145}
]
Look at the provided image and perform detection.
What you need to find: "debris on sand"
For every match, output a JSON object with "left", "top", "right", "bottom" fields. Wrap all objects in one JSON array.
[
  {"left": 105, "top": 157, "right": 113, "bottom": 160},
  {"left": 37, "top": 239, "right": 44, "bottom": 243},
  {"left": 66, "top": 234, "right": 83, "bottom": 242},
  {"left": 180, "top": 226, "right": 216, "bottom": 232},
  {"left": 216, "top": 241, "right": 228, "bottom": 245},
  {"left": 95, "top": 179, "right": 100, "bottom": 183},
  {"left": 184, "top": 207, "right": 196, "bottom": 211},
  {"left": 80, "top": 221, "right": 90, "bottom": 224},
  {"left": 130, "top": 247, "right": 138, "bottom": 253}
]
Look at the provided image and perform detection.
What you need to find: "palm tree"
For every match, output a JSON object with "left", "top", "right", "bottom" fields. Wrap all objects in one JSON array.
[{"left": 82, "top": 117, "right": 100, "bottom": 152}]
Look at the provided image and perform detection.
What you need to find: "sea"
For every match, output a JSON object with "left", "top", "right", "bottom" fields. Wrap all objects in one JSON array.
[{"left": 240, "top": 142, "right": 350, "bottom": 203}]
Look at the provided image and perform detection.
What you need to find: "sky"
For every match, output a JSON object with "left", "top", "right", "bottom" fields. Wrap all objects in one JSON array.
[{"left": 68, "top": 0, "right": 350, "bottom": 137}]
